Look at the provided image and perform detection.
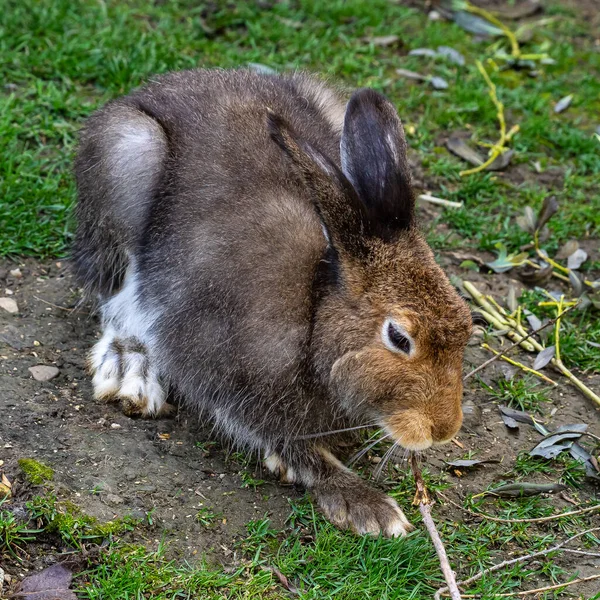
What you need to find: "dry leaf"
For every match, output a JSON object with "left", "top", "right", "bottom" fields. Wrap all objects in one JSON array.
[
  {"left": 488, "top": 481, "right": 565, "bottom": 497},
  {"left": 409, "top": 47, "right": 438, "bottom": 58},
  {"left": 364, "top": 35, "right": 400, "bottom": 47},
  {"left": 437, "top": 45, "right": 465, "bottom": 65},
  {"left": 567, "top": 248, "right": 588, "bottom": 270},
  {"left": 533, "top": 345, "right": 555, "bottom": 370},
  {"left": 18, "top": 564, "right": 77, "bottom": 600},
  {"left": 554, "top": 94, "right": 573, "bottom": 114},
  {"left": 555, "top": 240, "right": 579, "bottom": 260}
]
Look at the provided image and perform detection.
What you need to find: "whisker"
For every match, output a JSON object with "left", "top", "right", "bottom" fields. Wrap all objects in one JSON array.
[
  {"left": 346, "top": 432, "right": 389, "bottom": 467},
  {"left": 294, "top": 422, "right": 379, "bottom": 440},
  {"left": 374, "top": 441, "right": 399, "bottom": 481}
]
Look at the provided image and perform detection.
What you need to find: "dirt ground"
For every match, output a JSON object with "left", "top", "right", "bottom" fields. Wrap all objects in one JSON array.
[{"left": 1, "top": 240, "right": 598, "bottom": 584}]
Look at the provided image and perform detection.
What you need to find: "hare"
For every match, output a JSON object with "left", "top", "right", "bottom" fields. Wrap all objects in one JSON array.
[{"left": 73, "top": 69, "right": 472, "bottom": 537}]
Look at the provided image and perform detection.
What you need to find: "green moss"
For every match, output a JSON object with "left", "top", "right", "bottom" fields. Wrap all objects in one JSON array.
[
  {"left": 26, "top": 494, "right": 138, "bottom": 548},
  {"left": 18, "top": 458, "right": 54, "bottom": 484}
]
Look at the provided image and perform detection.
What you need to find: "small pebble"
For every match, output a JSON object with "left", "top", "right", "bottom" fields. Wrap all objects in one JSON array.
[
  {"left": 28, "top": 365, "right": 60, "bottom": 381},
  {"left": 0, "top": 298, "right": 18, "bottom": 314},
  {"left": 9, "top": 268, "right": 22, "bottom": 278},
  {"left": 110, "top": 423, "right": 122, "bottom": 429}
]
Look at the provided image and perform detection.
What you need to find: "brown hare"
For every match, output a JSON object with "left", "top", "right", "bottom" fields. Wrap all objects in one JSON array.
[{"left": 73, "top": 69, "right": 472, "bottom": 537}]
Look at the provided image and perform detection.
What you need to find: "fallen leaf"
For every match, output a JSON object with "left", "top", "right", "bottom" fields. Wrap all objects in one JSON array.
[
  {"left": 530, "top": 425, "right": 588, "bottom": 459},
  {"left": 516, "top": 206, "right": 537, "bottom": 234},
  {"left": 555, "top": 240, "right": 579, "bottom": 260},
  {"left": 524, "top": 309, "right": 542, "bottom": 331},
  {"left": 430, "top": 76, "right": 449, "bottom": 90},
  {"left": 396, "top": 68, "right": 428, "bottom": 82},
  {"left": 499, "top": 406, "right": 549, "bottom": 435},
  {"left": 490, "top": 0, "right": 542, "bottom": 20},
  {"left": 487, "top": 149, "right": 514, "bottom": 170},
  {"left": 364, "top": 34, "right": 401, "bottom": 47},
  {"left": 554, "top": 94, "right": 573, "bottom": 114},
  {"left": 501, "top": 414, "right": 519, "bottom": 429},
  {"left": 18, "top": 564, "right": 77, "bottom": 600},
  {"left": 261, "top": 566, "right": 299, "bottom": 595},
  {"left": 436, "top": 45, "right": 465, "bottom": 65},
  {"left": 1, "top": 473, "right": 11, "bottom": 488},
  {"left": 568, "top": 270, "right": 584, "bottom": 297},
  {"left": 0, "top": 483, "right": 10, "bottom": 498},
  {"left": 446, "top": 136, "right": 484, "bottom": 166},
  {"left": 485, "top": 242, "right": 529, "bottom": 274},
  {"left": 488, "top": 481, "right": 565, "bottom": 497},
  {"left": 445, "top": 459, "right": 484, "bottom": 468},
  {"left": 452, "top": 11, "right": 504, "bottom": 37},
  {"left": 533, "top": 345, "right": 555, "bottom": 370},
  {"left": 567, "top": 248, "right": 588, "bottom": 270},
  {"left": 536, "top": 196, "right": 559, "bottom": 230},
  {"left": 409, "top": 47, "right": 438, "bottom": 58}
]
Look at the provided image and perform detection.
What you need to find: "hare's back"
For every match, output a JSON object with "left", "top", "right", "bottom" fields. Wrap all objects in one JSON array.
[{"left": 134, "top": 70, "right": 343, "bottom": 384}]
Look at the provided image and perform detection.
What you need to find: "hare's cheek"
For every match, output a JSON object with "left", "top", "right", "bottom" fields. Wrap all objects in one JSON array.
[{"left": 328, "top": 351, "right": 373, "bottom": 413}]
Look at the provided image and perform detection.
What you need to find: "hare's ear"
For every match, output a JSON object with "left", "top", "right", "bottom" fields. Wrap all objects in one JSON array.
[
  {"left": 340, "top": 89, "right": 414, "bottom": 240},
  {"left": 267, "top": 111, "right": 369, "bottom": 257}
]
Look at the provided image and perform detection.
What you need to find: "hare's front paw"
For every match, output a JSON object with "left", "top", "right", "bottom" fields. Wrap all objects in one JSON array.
[
  {"left": 88, "top": 329, "right": 172, "bottom": 417},
  {"left": 313, "top": 482, "right": 413, "bottom": 538}
]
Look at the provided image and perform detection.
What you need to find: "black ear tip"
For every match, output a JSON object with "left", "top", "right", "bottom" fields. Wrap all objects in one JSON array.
[{"left": 345, "top": 88, "right": 400, "bottom": 126}]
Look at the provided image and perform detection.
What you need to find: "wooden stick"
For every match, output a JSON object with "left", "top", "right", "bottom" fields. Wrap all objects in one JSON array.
[{"left": 410, "top": 454, "right": 462, "bottom": 600}]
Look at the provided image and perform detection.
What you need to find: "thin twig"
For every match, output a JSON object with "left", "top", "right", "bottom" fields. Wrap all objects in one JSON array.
[
  {"left": 418, "top": 194, "right": 464, "bottom": 209},
  {"left": 481, "top": 343, "right": 558, "bottom": 386},
  {"left": 463, "top": 305, "right": 576, "bottom": 381},
  {"left": 562, "top": 548, "right": 600, "bottom": 558},
  {"left": 434, "top": 527, "right": 600, "bottom": 600},
  {"left": 410, "top": 454, "right": 462, "bottom": 600},
  {"left": 443, "top": 574, "right": 600, "bottom": 598},
  {"left": 33, "top": 295, "right": 74, "bottom": 312},
  {"left": 438, "top": 491, "right": 600, "bottom": 524}
]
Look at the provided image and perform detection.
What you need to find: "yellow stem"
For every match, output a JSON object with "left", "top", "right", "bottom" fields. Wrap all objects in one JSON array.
[
  {"left": 481, "top": 344, "right": 558, "bottom": 386},
  {"left": 460, "top": 62, "right": 519, "bottom": 177},
  {"left": 464, "top": 2, "right": 520, "bottom": 58},
  {"left": 555, "top": 296, "right": 564, "bottom": 363}
]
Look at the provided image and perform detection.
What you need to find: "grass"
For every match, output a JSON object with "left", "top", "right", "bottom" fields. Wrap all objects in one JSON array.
[{"left": 2, "top": 0, "right": 600, "bottom": 597}]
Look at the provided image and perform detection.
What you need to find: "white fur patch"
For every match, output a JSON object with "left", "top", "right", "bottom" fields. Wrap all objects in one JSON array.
[
  {"left": 264, "top": 453, "right": 283, "bottom": 474},
  {"left": 90, "top": 259, "right": 167, "bottom": 416},
  {"left": 383, "top": 496, "right": 412, "bottom": 537}
]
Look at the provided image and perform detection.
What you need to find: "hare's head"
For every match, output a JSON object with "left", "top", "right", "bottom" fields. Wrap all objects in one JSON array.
[{"left": 269, "top": 88, "right": 472, "bottom": 451}]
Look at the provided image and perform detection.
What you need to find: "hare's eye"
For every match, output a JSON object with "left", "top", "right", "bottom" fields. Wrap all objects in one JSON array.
[{"left": 382, "top": 319, "right": 413, "bottom": 355}]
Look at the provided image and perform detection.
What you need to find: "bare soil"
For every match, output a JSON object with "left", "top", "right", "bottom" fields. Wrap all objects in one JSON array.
[{"left": 1, "top": 252, "right": 598, "bottom": 593}]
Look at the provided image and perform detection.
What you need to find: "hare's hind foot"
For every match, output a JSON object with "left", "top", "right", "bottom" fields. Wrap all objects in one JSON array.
[
  {"left": 265, "top": 447, "right": 413, "bottom": 537},
  {"left": 88, "top": 328, "right": 173, "bottom": 417}
]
